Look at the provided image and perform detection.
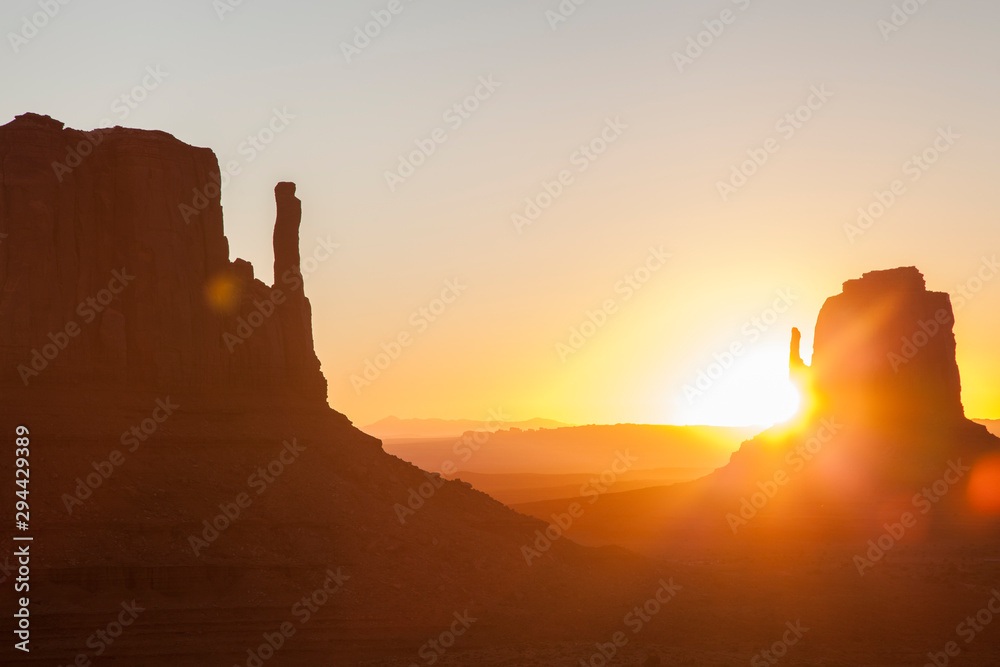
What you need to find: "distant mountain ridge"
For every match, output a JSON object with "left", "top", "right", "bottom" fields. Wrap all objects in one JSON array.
[
  {"left": 363, "top": 415, "right": 573, "bottom": 440},
  {"left": 382, "top": 423, "right": 759, "bottom": 475},
  {"left": 975, "top": 419, "right": 1000, "bottom": 437}
]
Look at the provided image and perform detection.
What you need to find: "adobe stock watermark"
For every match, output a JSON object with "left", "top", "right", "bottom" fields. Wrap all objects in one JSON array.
[
  {"left": 750, "top": 620, "right": 809, "bottom": 666},
  {"left": 672, "top": 0, "right": 754, "bottom": 73},
  {"left": 512, "top": 116, "right": 628, "bottom": 233},
  {"left": 581, "top": 578, "right": 682, "bottom": 666},
  {"left": 179, "top": 107, "right": 295, "bottom": 224},
  {"left": 683, "top": 288, "right": 798, "bottom": 404},
  {"left": 522, "top": 450, "right": 638, "bottom": 565},
  {"left": 350, "top": 278, "right": 467, "bottom": 394},
  {"left": 922, "top": 590, "right": 1000, "bottom": 667},
  {"left": 844, "top": 127, "right": 960, "bottom": 243},
  {"left": 887, "top": 255, "right": 998, "bottom": 372},
  {"left": 233, "top": 567, "right": 350, "bottom": 667},
  {"left": 726, "top": 417, "right": 842, "bottom": 534},
  {"left": 340, "top": 0, "right": 418, "bottom": 63},
  {"left": 407, "top": 611, "right": 477, "bottom": 667},
  {"left": 223, "top": 235, "right": 340, "bottom": 352},
  {"left": 854, "top": 459, "right": 970, "bottom": 576},
  {"left": 50, "top": 127, "right": 113, "bottom": 182},
  {"left": 50, "top": 66, "right": 170, "bottom": 182},
  {"left": 887, "top": 307, "right": 953, "bottom": 373},
  {"left": 384, "top": 75, "right": 502, "bottom": 192},
  {"left": 556, "top": 246, "right": 670, "bottom": 362},
  {"left": 717, "top": 85, "right": 834, "bottom": 202},
  {"left": 98, "top": 65, "right": 169, "bottom": 127},
  {"left": 62, "top": 398, "right": 179, "bottom": 515},
  {"left": 7, "top": 0, "right": 74, "bottom": 54},
  {"left": 878, "top": 0, "right": 933, "bottom": 41},
  {"left": 56, "top": 600, "right": 145, "bottom": 667},
  {"left": 213, "top": 0, "right": 248, "bottom": 21},
  {"left": 189, "top": 438, "right": 306, "bottom": 556},
  {"left": 951, "top": 255, "right": 1000, "bottom": 311},
  {"left": 544, "top": 0, "right": 591, "bottom": 31},
  {"left": 393, "top": 408, "right": 511, "bottom": 524},
  {"left": 18, "top": 268, "right": 135, "bottom": 385}
]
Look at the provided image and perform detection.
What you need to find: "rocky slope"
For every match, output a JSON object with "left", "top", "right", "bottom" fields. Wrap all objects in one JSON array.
[{"left": 0, "top": 114, "right": 655, "bottom": 665}]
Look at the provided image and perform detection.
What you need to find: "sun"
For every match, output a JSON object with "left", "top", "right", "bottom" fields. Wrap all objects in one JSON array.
[{"left": 672, "top": 344, "right": 802, "bottom": 427}]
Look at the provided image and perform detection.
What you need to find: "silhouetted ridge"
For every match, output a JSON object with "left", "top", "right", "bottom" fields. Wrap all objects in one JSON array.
[{"left": 0, "top": 113, "right": 325, "bottom": 404}]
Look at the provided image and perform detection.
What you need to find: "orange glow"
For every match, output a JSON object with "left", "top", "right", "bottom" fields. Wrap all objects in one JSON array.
[
  {"left": 204, "top": 272, "right": 243, "bottom": 315},
  {"left": 967, "top": 454, "right": 1000, "bottom": 515}
]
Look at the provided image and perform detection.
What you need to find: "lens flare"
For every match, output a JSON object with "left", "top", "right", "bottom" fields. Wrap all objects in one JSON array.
[
  {"left": 967, "top": 453, "right": 1000, "bottom": 515},
  {"left": 205, "top": 272, "right": 243, "bottom": 315}
]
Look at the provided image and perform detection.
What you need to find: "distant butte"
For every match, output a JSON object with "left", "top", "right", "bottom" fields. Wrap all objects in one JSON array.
[{"left": 791, "top": 266, "right": 964, "bottom": 425}]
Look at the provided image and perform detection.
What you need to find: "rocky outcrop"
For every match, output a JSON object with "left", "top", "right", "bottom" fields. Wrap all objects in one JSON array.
[
  {"left": 725, "top": 265, "right": 994, "bottom": 491},
  {"left": 271, "top": 182, "right": 325, "bottom": 397},
  {"left": 0, "top": 114, "right": 661, "bottom": 664},
  {"left": 788, "top": 326, "right": 809, "bottom": 398},
  {"left": 794, "top": 267, "right": 964, "bottom": 425},
  {"left": 0, "top": 113, "right": 326, "bottom": 405}
]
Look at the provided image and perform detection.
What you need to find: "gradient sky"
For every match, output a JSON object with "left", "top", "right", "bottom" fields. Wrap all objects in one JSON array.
[{"left": 3, "top": 0, "right": 998, "bottom": 426}]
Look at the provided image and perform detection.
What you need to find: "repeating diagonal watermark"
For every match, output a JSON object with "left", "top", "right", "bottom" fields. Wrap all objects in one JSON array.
[
  {"left": 213, "top": 0, "right": 248, "bottom": 21},
  {"left": 521, "top": 450, "right": 637, "bottom": 565},
  {"left": 223, "top": 235, "right": 340, "bottom": 352},
  {"left": 922, "top": 590, "right": 1000, "bottom": 667},
  {"left": 878, "top": 0, "right": 933, "bottom": 41},
  {"left": 512, "top": 117, "right": 628, "bottom": 233},
  {"left": 189, "top": 439, "right": 306, "bottom": 556},
  {"left": 232, "top": 567, "right": 349, "bottom": 667},
  {"left": 544, "top": 0, "right": 592, "bottom": 31},
  {"left": 887, "top": 255, "right": 998, "bottom": 372},
  {"left": 750, "top": 620, "right": 809, "bottom": 666},
  {"left": 556, "top": 247, "right": 670, "bottom": 362},
  {"left": 683, "top": 288, "right": 798, "bottom": 405},
  {"left": 340, "top": 0, "right": 419, "bottom": 63},
  {"left": 672, "top": 0, "right": 754, "bottom": 73},
  {"left": 51, "top": 66, "right": 170, "bottom": 182},
  {"left": 56, "top": 600, "right": 145, "bottom": 666},
  {"left": 853, "top": 459, "right": 970, "bottom": 575},
  {"left": 844, "top": 127, "right": 960, "bottom": 244},
  {"left": 717, "top": 85, "right": 834, "bottom": 202},
  {"left": 406, "top": 611, "right": 477, "bottom": 667},
  {"left": 581, "top": 578, "right": 682, "bottom": 666},
  {"left": 179, "top": 108, "right": 295, "bottom": 224},
  {"left": 17, "top": 268, "right": 135, "bottom": 385},
  {"left": 384, "top": 75, "right": 502, "bottom": 192},
  {"left": 350, "top": 278, "right": 468, "bottom": 394},
  {"left": 393, "top": 408, "right": 510, "bottom": 524},
  {"left": 7, "top": 0, "right": 74, "bottom": 54},
  {"left": 726, "top": 417, "right": 842, "bottom": 534},
  {"left": 61, "top": 398, "right": 179, "bottom": 515}
]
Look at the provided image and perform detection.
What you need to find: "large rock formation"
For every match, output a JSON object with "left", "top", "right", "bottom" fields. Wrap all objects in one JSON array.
[
  {"left": 736, "top": 266, "right": 992, "bottom": 491},
  {"left": 519, "top": 266, "right": 1000, "bottom": 550},
  {"left": 0, "top": 112, "right": 325, "bottom": 405},
  {"left": 0, "top": 115, "right": 656, "bottom": 666},
  {"left": 802, "top": 267, "right": 965, "bottom": 425}
]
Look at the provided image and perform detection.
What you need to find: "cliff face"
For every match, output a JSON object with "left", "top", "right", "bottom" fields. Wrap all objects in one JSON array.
[
  {"left": 0, "top": 113, "right": 325, "bottom": 404},
  {"left": 0, "top": 114, "right": 657, "bottom": 665},
  {"left": 802, "top": 267, "right": 964, "bottom": 425}
]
